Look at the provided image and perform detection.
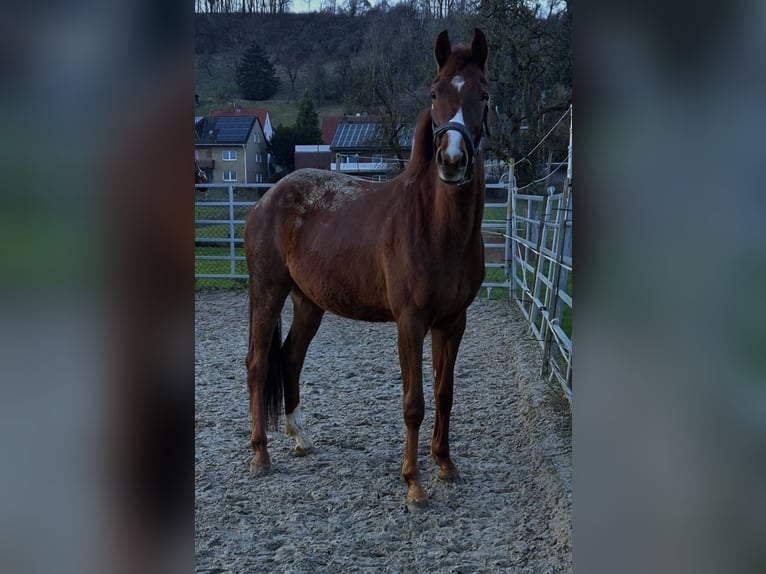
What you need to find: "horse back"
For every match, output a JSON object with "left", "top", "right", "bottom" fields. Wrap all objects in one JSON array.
[{"left": 245, "top": 169, "right": 397, "bottom": 321}]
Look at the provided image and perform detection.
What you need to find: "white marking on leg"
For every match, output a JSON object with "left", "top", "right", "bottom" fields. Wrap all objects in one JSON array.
[
  {"left": 451, "top": 75, "right": 465, "bottom": 92},
  {"left": 285, "top": 404, "right": 313, "bottom": 453},
  {"left": 444, "top": 108, "right": 465, "bottom": 162}
]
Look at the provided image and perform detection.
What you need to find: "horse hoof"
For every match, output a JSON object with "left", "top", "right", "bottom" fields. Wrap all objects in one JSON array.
[
  {"left": 249, "top": 457, "right": 271, "bottom": 475},
  {"left": 406, "top": 497, "right": 430, "bottom": 512},
  {"left": 438, "top": 471, "right": 465, "bottom": 485},
  {"left": 293, "top": 445, "right": 314, "bottom": 457}
]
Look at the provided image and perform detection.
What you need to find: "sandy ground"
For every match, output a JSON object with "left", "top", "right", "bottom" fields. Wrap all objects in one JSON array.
[{"left": 195, "top": 290, "right": 571, "bottom": 573}]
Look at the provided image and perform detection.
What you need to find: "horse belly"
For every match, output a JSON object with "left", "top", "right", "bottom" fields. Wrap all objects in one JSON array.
[{"left": 286, "top": 249, "right": 393, "bottom": 322}]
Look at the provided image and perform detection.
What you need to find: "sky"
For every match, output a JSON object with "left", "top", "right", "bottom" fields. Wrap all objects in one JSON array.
[
  {"left": 288, "top": 0, "right": 562, "bottom": 13},
  {"left": 289, "top": 0, "right": 383, "bottom": 13}
]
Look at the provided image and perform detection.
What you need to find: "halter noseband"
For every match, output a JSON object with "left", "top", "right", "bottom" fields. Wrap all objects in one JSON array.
[{"left": 431, "top": 104, "right": 490, "bottom": 184}]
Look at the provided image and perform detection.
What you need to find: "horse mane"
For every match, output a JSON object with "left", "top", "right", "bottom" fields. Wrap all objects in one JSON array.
[{"left": 404, "top": 108, "right": 435, "bottom": 179}]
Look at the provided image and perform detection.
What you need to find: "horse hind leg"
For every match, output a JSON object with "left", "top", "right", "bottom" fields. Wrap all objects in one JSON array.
[
  {"left": 282, "top": 289, "right": 324, "bottom": 455},
  {"left": 245, "top": 277, "right": 290, "bottom": 474}
]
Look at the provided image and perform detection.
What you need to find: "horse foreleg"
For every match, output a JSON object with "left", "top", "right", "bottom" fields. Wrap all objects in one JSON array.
[
  {"left": 397, "top": 314, "right": 428, "bottom": 509},
  {"left": 282, "top": 290, "right": 324, "bottom": 455},
  {"left": 431, "top": 310, "right": 466, "bottom": 482}
]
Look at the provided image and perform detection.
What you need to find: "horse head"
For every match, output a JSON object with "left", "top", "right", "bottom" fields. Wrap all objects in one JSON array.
[{"left": 430, "top": 28, "right": 490, "bottom": 185}]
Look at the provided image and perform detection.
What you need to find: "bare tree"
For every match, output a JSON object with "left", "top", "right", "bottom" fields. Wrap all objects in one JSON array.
[
  {"left": 276, "top": 37, "right": 311, "bottom": 97},
  {"left": 476, "top": 0, "right": 571, "bottom": 184},
  {"left": 349, "top": 15, "right": 432, "bottom": 159}
]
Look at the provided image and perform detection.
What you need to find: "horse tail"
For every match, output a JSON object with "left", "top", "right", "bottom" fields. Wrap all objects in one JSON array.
[
  {"left": 247, "top": 296, "right": 284, "bottom": 431},
  {"left": 263, "top": 319, "right": 284, "bottom": 431}
]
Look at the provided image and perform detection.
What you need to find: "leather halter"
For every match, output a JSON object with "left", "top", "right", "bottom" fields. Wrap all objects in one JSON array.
[{"left": 431, "top": 103, "right": 490, "bottom": 184}]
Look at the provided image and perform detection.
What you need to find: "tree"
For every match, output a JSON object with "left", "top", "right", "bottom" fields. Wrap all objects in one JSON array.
[
  {"left": 270, "top": 124, "right": 300, "bottom": 171},
  {"left": 271, "top": 93, "right": 322, "bottom": 172},
  {"left": 478, "top": 0, "right": 572, "bottom": 186},
  {"left": 294, "top": 90, "right": 322, "bottom": 144},
  {"left": 349, "top": 14, "right": 431, "bottom": 160},
  {"left": 236, "top": 42, "right": 281, "bottom": 100}
]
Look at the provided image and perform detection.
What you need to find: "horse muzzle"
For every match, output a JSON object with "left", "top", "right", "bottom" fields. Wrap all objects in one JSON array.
[
  {"left": 436, "top": 147, "right": 470, "bottom": 183},
  {"left": 433, "top": 122, "right": 477, "bottom": 185}
]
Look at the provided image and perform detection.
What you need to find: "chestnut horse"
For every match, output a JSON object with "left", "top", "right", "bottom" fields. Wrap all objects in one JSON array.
[{"left": 244, "top": 28, "right": 490, "bottom": 509}]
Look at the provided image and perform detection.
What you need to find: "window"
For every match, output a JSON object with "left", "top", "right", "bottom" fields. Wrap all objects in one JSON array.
[
  {"left": 254, "top": 153, "right": 261, "bottom": 163},
  {"left": 253, "top": 133, "right": 260, "bottom": 143},
  {"left": 222, "top": 150, "right": 237, "bottom": 161},
  {"left": 255, "top": 173, "right": 263, "bottom": 183},
  {"left": 222, "top": 170, "right": 237, "bottom": 182}
]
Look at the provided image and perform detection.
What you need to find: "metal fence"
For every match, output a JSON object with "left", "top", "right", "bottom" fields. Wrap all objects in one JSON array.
[
  {"left": 195, "top": 183, "right": 271, "bottom": 281},
  {"left": 509, "top": 182, "right": 573, "bottom": 401},
  {"left": 195, "top": 176, "right": 572, "bottom": 401}
]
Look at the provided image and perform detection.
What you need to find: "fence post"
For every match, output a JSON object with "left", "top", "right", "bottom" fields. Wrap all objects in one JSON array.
[
  {"left": 228, "top": 185, "right": 236, "bottom": 277},
  {"left": 510, "top": 163, "right": 524, "bottom": 309},
  {"left": 541, "top": 184, "right": 570, "bottom": 377},
  {"left": 529, "top": 191, "right": 550, "bottom": 334},
  {"left": 541, "top": 106, "right": 573, "bottom": 382},
  {"left": 504, "top": 160, "right": 515, "bottom": 293}
]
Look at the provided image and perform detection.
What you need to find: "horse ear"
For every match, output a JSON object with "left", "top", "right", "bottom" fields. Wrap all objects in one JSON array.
[
  {"left": 471, "top": 28, "right": 488, "bottom": 70},
  {"left": 434, "top": 29, "right": 451, "bottom": 70}
]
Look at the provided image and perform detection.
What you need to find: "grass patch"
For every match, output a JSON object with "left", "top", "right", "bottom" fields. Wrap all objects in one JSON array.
[
  {"left": 483, "top": 206, "right": 508, "bottom": 222},
  {"left": 196, "top": 277, "right": 248, "bottom": 290}
]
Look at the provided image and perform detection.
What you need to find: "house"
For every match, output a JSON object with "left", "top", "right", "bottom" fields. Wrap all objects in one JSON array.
[
  {"left": 210, "top": 108, "right": 274, "bottom": 143},
  {"left": 195, "top": 113, "right": 271, "bottom": 184},
  {"left": 290, "top": 116, "right": 341, "bottom": 172},
  {"left": 321, "top": 116, "right": 342, "bottom": 145},
  {"left": 294, "top": 145, "right": 333, "bottom": 171},
  {"left": 329, "top": 115, "right": 414, "bottom": 182}
]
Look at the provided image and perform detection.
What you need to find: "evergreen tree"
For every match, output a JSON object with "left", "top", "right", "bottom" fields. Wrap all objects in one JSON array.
[
  {"left": 270, "top": 124, "right": 298, "bottom": 171},
  {"left": 235, "top": 43, "right": 280, "bottom": 100},
  {"left": 271, "top": 93, "right": 322, "bottom": 172},
  {"left": 294, "top": 90, "right": 322, "bottom": 144}
]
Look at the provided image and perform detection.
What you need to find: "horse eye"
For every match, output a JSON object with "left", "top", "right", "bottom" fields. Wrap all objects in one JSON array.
[
  {"left": 430, "top": 91, "right": 436, "bottom": 100},
  {"left": 481, "top": 92, "right": 490, "bottom": 101}
]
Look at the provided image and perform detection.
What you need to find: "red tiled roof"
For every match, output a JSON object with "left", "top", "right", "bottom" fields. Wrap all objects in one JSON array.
[
  {"left": 210, "top": 108, "right": 269, "bottom": 127},
  {"left": 321, "top": 116, "right": 342, "bottom": 145}
]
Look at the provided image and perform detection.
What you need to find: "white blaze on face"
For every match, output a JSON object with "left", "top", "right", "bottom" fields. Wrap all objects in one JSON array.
[
  {"left": 451, "top": 75, "right": 465, "bottom": 92},
  {"left": 444, "top": 107, "right": 466, "bottom": 162}
]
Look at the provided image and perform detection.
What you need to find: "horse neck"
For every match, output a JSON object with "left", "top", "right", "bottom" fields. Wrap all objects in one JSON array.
[{"left": 426, "top": 160, "right": 485, "bottom": 247}]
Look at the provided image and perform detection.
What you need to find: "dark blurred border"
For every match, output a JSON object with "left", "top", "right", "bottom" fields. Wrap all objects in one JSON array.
[
  {"left": 3, "top": 1, "right": 764, "bottom": 573},
  {"left": 0, "top": 2, "right": 193, "bottom": 573},
  {"left": 576, "top": 1, "right": 765, "bottom": 573}
]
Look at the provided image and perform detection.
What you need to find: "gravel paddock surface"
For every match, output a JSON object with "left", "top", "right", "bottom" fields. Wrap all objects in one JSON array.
[{"left": 195, "top": 290, "right": 572, "bottom": 573}]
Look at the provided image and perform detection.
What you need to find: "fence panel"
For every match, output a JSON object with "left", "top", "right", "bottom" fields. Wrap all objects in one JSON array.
[
  {"left": 510, "top": 184, "right": 572, "bottom": 401},
  {"left": 195, "top": 184, "right": 271, "bottom": 284}
]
